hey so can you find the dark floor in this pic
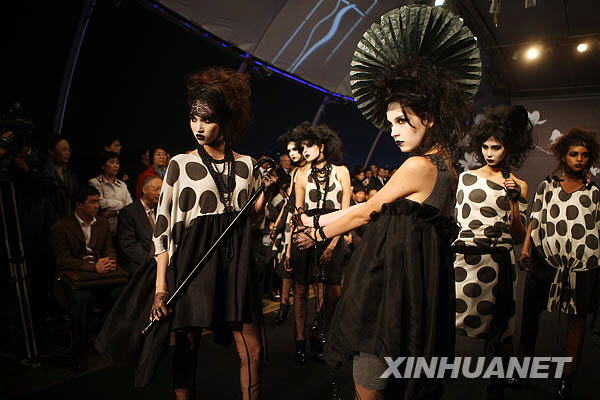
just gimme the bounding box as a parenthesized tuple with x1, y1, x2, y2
(4, 277, 600, 400)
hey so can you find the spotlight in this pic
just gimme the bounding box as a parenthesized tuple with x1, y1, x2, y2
(434, 0, 445, 6)
(577, 43, 589, 53)
(525, 46, 540, 60)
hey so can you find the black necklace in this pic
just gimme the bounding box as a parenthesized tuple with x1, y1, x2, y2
(197, 143, 237, 260)
(310, 162, 331, 210)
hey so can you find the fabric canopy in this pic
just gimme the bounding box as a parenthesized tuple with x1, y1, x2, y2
(157, 0, 412, 97)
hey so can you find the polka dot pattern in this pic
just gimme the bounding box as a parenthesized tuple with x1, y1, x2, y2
(454, 172, 522, 339)
(166, 160, 180, 186)
(529, 179, 600, 314)
(186, 162, 208, 181)
(303, 164, 344, 211)
(178, 187, 197, 212)
(199, 191, 218, 213)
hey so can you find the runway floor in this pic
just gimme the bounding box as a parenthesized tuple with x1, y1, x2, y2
(5, 287, 600, 400)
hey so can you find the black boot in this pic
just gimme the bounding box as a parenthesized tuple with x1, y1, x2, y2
(486, 376, 504, 400)
(295, 340, 307, 365)
(556, 377, 573, 400)
(275, 303, 290, 325)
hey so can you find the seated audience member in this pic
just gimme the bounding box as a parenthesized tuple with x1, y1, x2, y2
(116, 176, 162, 274)
(135, 145, 168, 199)
(50, 185, 120, 372)
(103, 137, 130, 183)
(351, 187, 366, 205)
(89, 151, 132, 235)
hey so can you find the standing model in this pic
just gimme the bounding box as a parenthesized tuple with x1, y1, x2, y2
(518, 128, 600, 399)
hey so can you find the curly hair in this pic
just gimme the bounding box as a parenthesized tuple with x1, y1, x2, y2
(551, 127, 600, 173)
(469, 105, 534, 170)
(370, 57, 472, 155)
(277, 121, 312, 146)
(297, 123, 344, 165)
(186, 67, 251, 144)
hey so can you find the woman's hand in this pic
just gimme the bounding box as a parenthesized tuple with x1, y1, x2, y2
(504, 178, 521, 201)
(150, 292, 171, 321)
(320, 246, 333, 264)
(293, 227, 316, 250)
(263, 170, 277, 188)
(518, 250, 531, 271)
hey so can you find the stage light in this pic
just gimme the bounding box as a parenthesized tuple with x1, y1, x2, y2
(525, 46, 540, 60)
(434, 0, 445, 6)
(577, 43, 589, 53)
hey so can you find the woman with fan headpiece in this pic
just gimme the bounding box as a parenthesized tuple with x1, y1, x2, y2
(516, 128, 600, 399)
(452, 105, 533, 398)
(293, 5, 480, 399)
(96, 67, 276, 400)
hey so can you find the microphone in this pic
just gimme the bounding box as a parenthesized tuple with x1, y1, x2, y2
(502, 169, 518, 200)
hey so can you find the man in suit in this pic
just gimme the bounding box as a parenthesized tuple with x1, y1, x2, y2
(116, 176, 162, 274)
(51, 185, 119, 372)
(366, 167, 387, 198)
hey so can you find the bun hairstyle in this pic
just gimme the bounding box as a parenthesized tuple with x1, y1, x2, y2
(297, 123, 344, 165)
(186, 67, 251, 144)
(371, 58, 472, 156)
(470, 105, 535, 170)
(552, 127, 600, 173)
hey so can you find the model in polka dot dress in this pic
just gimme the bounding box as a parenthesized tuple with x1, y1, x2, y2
(518, 128, 600, 397)
(453, 105, 534, 397)
(130, 68, 275, 398)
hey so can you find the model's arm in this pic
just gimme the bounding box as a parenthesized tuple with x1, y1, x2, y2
(298, 157, 433, 243)
(509, 180, 528, 245)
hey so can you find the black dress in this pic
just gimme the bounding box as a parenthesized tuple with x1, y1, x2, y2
(325, 155, 457, 399)
(96, 153, 263, 387)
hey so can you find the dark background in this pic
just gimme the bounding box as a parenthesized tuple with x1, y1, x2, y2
(2, 0, 412, 179)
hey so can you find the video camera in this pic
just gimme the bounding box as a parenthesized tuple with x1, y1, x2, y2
(0, 101, 36, 155)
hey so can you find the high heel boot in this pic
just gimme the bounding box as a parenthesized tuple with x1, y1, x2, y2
(295, 340, 307, 365)
(274, 303, 290, 325)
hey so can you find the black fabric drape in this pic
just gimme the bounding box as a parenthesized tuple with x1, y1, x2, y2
(325, 198, 457, 399)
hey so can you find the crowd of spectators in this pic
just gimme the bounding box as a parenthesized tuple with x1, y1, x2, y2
(0, 127, 391, 372)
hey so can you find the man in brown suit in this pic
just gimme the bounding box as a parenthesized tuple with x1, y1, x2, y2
(51, 185, 120, 372)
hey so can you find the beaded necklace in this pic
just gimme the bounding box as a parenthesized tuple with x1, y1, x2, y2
(197, 143, 237, 260)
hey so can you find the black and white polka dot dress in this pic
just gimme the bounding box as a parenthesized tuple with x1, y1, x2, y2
(152, 153, 263, 329)
(292, 164, 346, 285)
(453, 172, 527, 339)
(529, 178, 600, 314)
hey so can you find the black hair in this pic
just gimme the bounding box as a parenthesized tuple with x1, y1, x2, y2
(149, 145, 168, 164)
(278, 122, 312, 146)
(103, 137, 120, 148)
(47, 135, 68, 151)
(98, 151, 119, 168)
(74, 185, 100, 205)
(370, 57, 472, 156)
(470, 105, 534, 170)
(551, 127, 600, 174)
(298, 123, 344, 165)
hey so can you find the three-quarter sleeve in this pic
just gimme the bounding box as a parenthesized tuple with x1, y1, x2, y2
(152, 160, 176, 255)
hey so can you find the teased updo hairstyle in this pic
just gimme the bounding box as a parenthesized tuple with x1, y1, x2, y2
(298, 123, 344, 165)
(470, 105, 534, 170)
(370, 57, 472, 155)
(186, 67, 251, 144)
(277, 121, 312, 147)
(551, 127, 599, 173)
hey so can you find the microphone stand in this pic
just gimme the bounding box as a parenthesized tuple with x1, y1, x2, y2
(142, 157, 276, 335)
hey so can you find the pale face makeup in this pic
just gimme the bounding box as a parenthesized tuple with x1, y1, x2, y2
(387, 103, 430, 153)
(287, 141, 303, 163)
(301, 141, 324, 163)
(481, 137, 507, 167)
